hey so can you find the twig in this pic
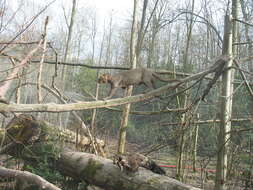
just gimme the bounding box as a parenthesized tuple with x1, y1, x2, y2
(0, 0, 55, 54)
(0, 41, 51, 45)
(0, 56, 233, 113)
(160, 118, 250, 126)
(0, 38, 43, 98)
(160, 11, 223, 44)
(37, 16, 49, 103)
(32, 60, 130, 70)
(233, 18, 253, 27)
(14, 82, 100, 156)
(105, 106, 187, 115)
(233, 59, 253, 98)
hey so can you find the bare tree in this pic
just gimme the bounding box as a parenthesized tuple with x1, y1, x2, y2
(61, 0, 77, 85)
(214, 14, 234, 190)
(118, 0, 138, 154)
(176, 0, 195, 181)
(240, 0, 253, 71)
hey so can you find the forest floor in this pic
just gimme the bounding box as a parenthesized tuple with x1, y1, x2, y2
(0, 135, 249, 190)
(104, 137, 249, 190)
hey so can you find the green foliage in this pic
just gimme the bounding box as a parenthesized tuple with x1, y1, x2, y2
(74, 66, 98, 94)
(240, 153, 252, 165)
(97, 110, 122, 135)
(198, 124, 217, 156)
(126, 121, 139, 141)
(23, 142, 65, 183)
(25, 161, 64, 183)
(125, 113, 176, 146)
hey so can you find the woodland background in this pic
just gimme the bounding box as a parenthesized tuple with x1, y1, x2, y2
(0, 0, 252, 190)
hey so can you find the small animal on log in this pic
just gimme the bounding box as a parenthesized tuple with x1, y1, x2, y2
(113, 153, 166, 175)
(98, 68, 179, 99)
(113, 154, 143, 172)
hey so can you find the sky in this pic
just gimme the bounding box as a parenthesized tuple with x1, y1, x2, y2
(5, 0, 134, 44)
(58, 0, 134, 23)
(87, 0, 133, 17)
(84, 0, 134, 26)
(9, 0, 134, 26)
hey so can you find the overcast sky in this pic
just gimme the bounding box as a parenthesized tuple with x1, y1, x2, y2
(9, 0, 133, 27)
(87, 0, 133, 18)
(56, 0, 133, 23)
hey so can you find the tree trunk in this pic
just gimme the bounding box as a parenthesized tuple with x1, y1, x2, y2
(90, 15, 98, 135)
(176, 113, 187, 181)
(37, 16, 49, 104)
(214, 14, 233, 190)
(58, 0, 77, 129)
(192, 114, 199, 172)
(118, 0, 138, 154)
(227, 0, 239, 180)
(176, 0, 195, 181)
(136, 0, 148, 60)
(61, 0, 77, 84)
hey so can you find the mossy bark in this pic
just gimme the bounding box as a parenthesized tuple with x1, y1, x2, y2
(0, 114, 200, 190)
(57, 151, 201, 190)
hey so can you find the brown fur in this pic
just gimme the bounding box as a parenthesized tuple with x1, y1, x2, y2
(113, 153, 145, 172)
(113, 153, 165, 174)
(98, 68, 178, 99)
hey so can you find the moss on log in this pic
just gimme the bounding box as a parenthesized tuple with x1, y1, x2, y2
(0, 114, 201, 190)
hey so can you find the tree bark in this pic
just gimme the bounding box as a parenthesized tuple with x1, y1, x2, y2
(57, 151, 201, 190)
(214, 14, 233, 190)
(37, 16, 49, 103)
(118, 0, 138, 154)
(176, 0, 195, 181)
(0, 166, 60, 190)
(61, 0, 77, 84)
(192, 114, 199, 172)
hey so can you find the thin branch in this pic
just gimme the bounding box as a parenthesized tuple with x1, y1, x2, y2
(0, 38, 43, 99)
(48, 42, 59, 82)
(233, 41, 253, 45)
(230, 66, 253, 76)
(160, 11, 223, 44)
(0, 41, 51, 45)
(139, 0, 160, 50)
(29, 55, 253, 79)
(31, 60, 130, 70)
(105, 106, 187, 115)
(0, 56, 229, 113)
(13, 82, 100, 155)
(37, 16, 49, 103)
(240, 55, 253, 63)
(160, 118, 250, 126)
(233, 59, 253, 97)
(233, 18, 253, 27)
(0, 1, 22, 34)
(0, 0, 55, 54)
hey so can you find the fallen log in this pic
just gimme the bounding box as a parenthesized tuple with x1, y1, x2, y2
(57, 151, 201, 190)
(0, 114, 201, 190)
(0, 114, 105, 155)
